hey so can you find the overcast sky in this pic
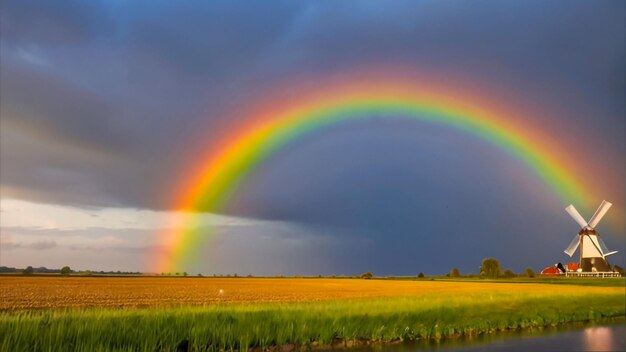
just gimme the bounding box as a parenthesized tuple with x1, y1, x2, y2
(1, 0, 624, 275)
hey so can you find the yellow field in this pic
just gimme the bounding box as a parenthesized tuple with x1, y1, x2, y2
(1, 276, 623, 310)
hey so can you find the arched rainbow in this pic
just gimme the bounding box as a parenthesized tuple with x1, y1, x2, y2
(154, 78, 592, 273)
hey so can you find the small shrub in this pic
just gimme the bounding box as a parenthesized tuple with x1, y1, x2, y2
(417, 272, 425, 278)
(360, 272, 373, 279)
(503, 269, 515, 278)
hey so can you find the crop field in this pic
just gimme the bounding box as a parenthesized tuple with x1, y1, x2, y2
(1, 277, 625, 351)
(1, 276, 624, 310)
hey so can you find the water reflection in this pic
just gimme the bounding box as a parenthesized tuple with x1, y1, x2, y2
(348, 320, 625, 351)
(583, 326, 614, 351)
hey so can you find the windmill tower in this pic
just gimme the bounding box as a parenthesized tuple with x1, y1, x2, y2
(564, 200, 617, 272)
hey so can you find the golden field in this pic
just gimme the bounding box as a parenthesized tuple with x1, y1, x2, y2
(1, 276, 624, 310)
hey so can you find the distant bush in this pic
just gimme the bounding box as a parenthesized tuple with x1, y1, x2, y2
(525, 267, 536, 278)
(417, 272, 425, 278)
(480, 258, 502, 279)
(360, 272, 373, 279)
(450, 267, 461, 278)
(60, 266, 71, 275)
(22, 266, 34, 275)
(503, 269, 515, 278)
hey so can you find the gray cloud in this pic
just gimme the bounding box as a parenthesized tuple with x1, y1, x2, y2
(2, 239, 57, 250)
(28, 239, 57, 250)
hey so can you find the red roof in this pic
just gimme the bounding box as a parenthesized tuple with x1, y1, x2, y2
(540, 262, 579, 276)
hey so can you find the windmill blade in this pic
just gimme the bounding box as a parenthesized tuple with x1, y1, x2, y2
(596, 236, 617, 257)
(563, 234, 580, 257)
(565, 205, 587, 228)
(587, 200, 612, 228)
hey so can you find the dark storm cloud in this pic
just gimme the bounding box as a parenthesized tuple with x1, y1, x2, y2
(1, 1, 624, 273)
(1, 0, 114, 45)
(2, 0, 624, 209)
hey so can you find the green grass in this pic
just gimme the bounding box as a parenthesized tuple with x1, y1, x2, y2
(418, 277, 626, 287)
(1, 289, 624, 352)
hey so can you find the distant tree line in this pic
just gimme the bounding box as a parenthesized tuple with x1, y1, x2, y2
(474, 258, 536, 279)
(0, 266, 141, 275)
(0, 266, 66, 274)
(437, 259, 538, 279)
(4, 261, 623, 278)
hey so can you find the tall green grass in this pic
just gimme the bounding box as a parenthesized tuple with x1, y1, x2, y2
(1, 291, 624, 352)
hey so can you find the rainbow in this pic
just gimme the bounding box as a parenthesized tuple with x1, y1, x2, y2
(153, 74, 593, 273)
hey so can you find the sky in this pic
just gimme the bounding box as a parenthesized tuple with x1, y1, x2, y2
(1, 0, 625, 275)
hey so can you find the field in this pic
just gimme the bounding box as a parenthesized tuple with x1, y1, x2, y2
(1, 277, 625, 351)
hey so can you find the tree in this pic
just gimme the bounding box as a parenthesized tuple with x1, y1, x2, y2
(360, 272, 373, 279)
(183, 272, 188, 277)
(503, 269, 515, 278)
(525, 267, 536, 278)
(417, 272, 425, 278)
(22, 266, 34, 275)
(480, 258, 502, 279)
(450, 267, 461, 278)
(60, 266, 71, 275)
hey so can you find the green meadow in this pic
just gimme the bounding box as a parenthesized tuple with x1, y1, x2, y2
(1, 278, 624, 352)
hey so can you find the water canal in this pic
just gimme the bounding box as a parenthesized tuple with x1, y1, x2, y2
(350, 319, 625, 351)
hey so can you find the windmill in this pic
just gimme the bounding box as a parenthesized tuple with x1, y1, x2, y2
(564, 200, 618, 272)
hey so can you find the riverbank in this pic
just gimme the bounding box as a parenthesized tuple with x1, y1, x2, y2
(348, 319, 626, 352)
(1, 278, 624, 351)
